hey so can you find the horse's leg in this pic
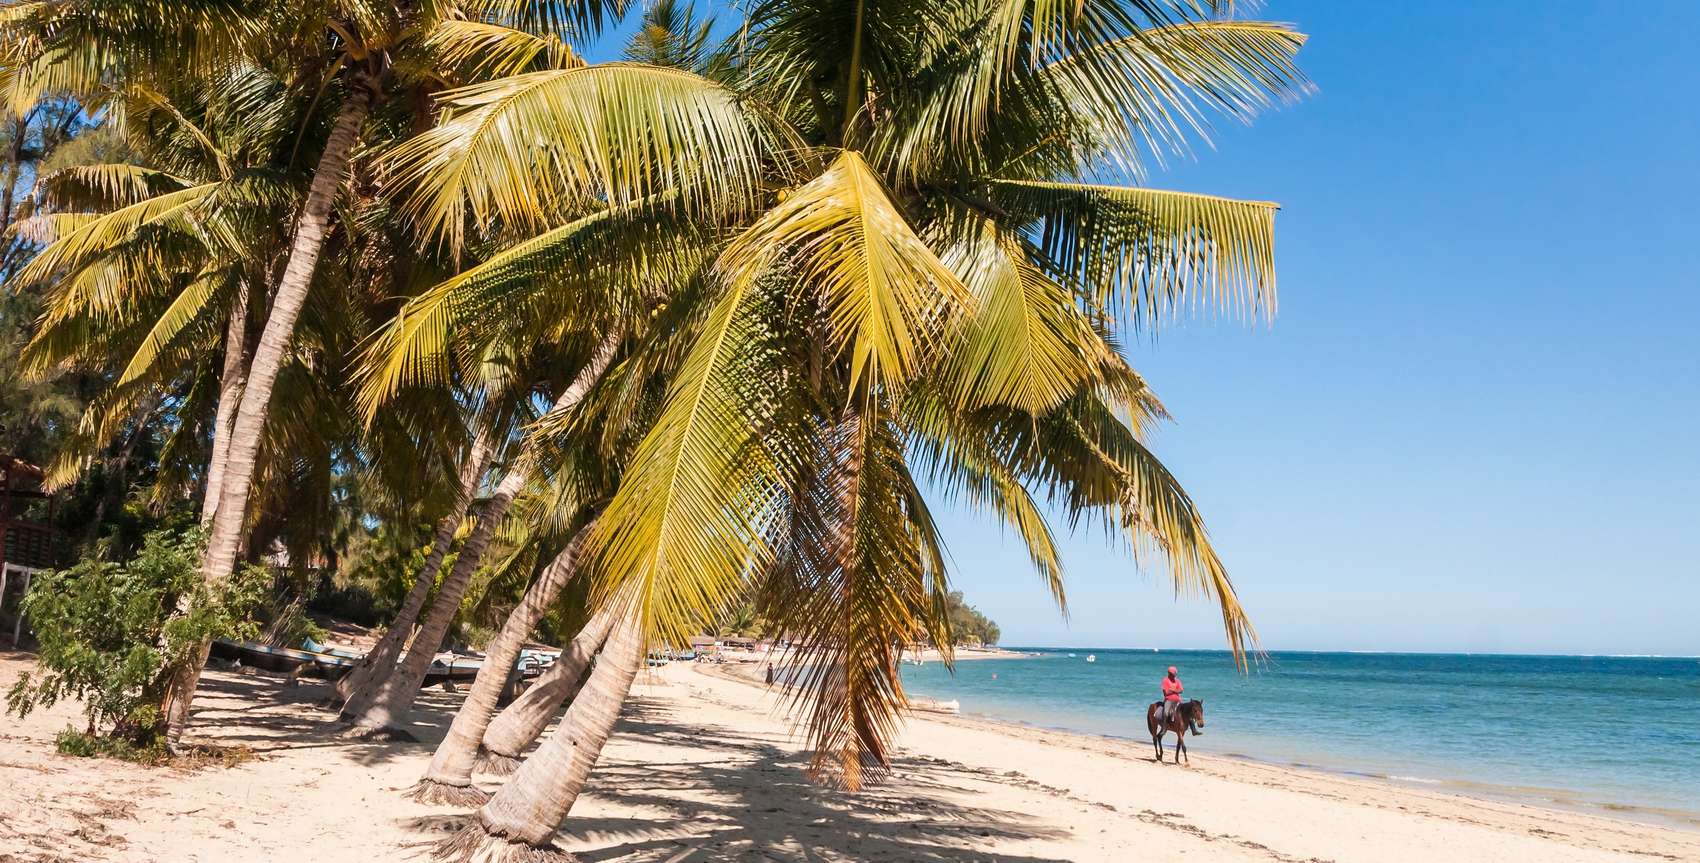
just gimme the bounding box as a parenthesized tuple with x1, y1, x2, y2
(1152, 730, 1164, 761)
(1179, 731, 1189, 765)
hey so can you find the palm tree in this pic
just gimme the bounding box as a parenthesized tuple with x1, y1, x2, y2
(329, 421, 495, 705)
(6, 58, 477, 673)
(377, 1, 1306, 856)
(4, 0, 646, 744)
(341, 330, 623, 733)
(409, 530, 616, 803)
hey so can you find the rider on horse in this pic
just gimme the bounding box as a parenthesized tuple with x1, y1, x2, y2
(1159, 666, 1183, 724)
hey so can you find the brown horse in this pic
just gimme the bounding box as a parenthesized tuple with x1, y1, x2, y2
(1146, 699, 1205, 764)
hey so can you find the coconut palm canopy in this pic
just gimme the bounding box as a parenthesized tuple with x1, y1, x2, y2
(2, 0, 1307, 853)
(357, 0, 1309, 789)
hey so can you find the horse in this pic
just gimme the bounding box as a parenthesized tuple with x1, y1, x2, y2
(1146, 699, 1205, 764)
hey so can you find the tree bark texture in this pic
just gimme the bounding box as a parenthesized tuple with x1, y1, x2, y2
(163, 84, 373, 747)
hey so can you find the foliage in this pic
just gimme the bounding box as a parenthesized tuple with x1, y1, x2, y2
(943, 591, 999, 646)
(369, 0, 1305, 790)
(53, 727, 169, 764)
(0, 0, 1306, 802)
(54, 727, 260, 767)
(5, 527, 268, 743)
(711, 595, 776, 640)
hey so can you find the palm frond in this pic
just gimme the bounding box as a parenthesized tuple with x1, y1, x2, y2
(933, 209, 1107, 414)
(1042, 19, 1309, 172)
(117, 267, 228, 385)
(991, 178, 1277, 325)
(585, 262, 781, 647)
(10, 181, 220, 291)
(37, 164, 194, 211)
(352, 195, 704, 421)
(425, 19, 582, 81)
(718, 150, 970, 398)
(388, 63, 789, 251)
(1032, 395, 1255, 664)
(904, 391, 1067, 611)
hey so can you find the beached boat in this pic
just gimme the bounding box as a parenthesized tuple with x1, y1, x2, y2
(302, 637, 364, 660)
(912, 696, 960, 714)
(212, 639, 360, 679)
(423, 653, 483, 686)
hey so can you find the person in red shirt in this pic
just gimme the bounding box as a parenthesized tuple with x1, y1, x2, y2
(1159, 666, 1183, 724)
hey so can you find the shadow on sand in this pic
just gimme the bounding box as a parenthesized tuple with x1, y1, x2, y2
(192, 665, 1072, 861)
(187, 663, 460, 766)
(452, 699, 1076, 863)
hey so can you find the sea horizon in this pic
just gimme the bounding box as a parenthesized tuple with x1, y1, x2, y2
(901, 647, 1700, 830)
(1003, 646, 1700, 660)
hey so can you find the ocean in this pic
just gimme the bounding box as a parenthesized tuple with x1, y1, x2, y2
(899, 648, 1700, 825)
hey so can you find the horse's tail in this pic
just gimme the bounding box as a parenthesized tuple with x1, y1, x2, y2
(1146, 702, 1159, 736)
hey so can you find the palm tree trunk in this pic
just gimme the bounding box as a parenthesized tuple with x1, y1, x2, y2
(473, 619, 604, 776)
(160, 83, 374, 748)
(341, 452, 523, 733)
(435, 613, 644, 862)
(200, 278, 250, 528)
(408, 524, 599, 805)
(333, 427, 494, 706)
(344, 333, 621, 733)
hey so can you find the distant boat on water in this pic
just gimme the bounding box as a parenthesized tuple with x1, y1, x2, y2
(1085, 654, 1096, 663)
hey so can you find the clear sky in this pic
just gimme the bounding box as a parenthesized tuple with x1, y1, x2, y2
(936, 1, 1700, 655)
(587, 3, 1700, 655)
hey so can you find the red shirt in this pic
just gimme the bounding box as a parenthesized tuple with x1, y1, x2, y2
(1162, 676, 1183, 701)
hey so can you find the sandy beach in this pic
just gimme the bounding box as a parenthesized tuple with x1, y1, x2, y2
(1, 650, 1694, 863)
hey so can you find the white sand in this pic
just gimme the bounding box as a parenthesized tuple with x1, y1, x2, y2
(1, 650, 1694, 862)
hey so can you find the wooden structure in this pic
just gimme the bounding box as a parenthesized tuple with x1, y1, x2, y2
(1, 455, 62, 645)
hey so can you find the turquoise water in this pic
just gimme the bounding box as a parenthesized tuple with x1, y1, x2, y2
(900, 649, 1700, 821)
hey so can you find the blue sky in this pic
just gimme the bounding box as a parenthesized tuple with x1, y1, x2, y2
(936, 1, 1700, 655)
(589, 3, 1700, 654)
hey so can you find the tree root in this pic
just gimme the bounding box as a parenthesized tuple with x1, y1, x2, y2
(431, 823, 578, 863)
(408, 778, 492, 807)
(474, 747, 523, 775)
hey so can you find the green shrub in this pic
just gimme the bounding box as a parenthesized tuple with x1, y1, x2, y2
(54, 728, 170, 764)
(307, 581, 387, 627)
(6, 527, 268, 745)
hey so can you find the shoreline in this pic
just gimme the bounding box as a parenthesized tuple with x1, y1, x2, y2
(707, 660, 1700, 836)
(932, 703, 1700, 834)
(895, 647, 1700, 833)
(4, 650, 1697, 862)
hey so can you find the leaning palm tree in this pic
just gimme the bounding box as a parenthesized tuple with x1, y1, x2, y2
(7, 57, 474, 567)
(377, 0, 1307, 857)
(4, 0, 658, 743)
(341, 331, 626, 733)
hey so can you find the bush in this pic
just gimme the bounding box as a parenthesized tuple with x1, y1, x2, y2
(54, 728, 169, 765)
(307, 581, 387, 627)
(5, 527, 268, 745)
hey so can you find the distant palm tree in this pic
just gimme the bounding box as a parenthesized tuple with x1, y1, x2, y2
(371, 1, 1307, 857)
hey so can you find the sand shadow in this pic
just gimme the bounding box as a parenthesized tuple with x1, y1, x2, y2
(543, 698, 1075, 863)
(187, 664, 462, 765)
